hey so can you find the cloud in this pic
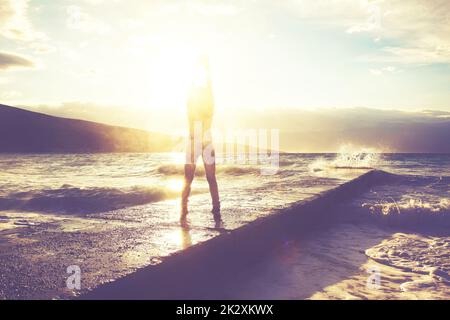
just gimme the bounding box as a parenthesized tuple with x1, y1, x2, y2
(82, 0, 106, 4)
(21, 101, 154, 131)
(0, 0, 45, 41)
(369, 69, 382, 76)
(290, 0, 450, 64)
(216, 107, 450, 152)
(27, 42, 56, 54)
(369, 65, 400, 76)
(81, 0, 121, 5)
(18, 104, 450, 152)
(66, 5, 111, 34)
(0, 90, 21, 100)
(189, 2, 240, 16)
(159, 0, 240, 16)
(0, 51, 34, 70)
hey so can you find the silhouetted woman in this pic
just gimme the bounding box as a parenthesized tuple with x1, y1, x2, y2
(181, 56, 220, 220)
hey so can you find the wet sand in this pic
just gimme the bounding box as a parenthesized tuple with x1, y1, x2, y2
(0, 202, 221, 299)
(83, 170, 394, 299)
(225, 223, 449, 300)
(4, 170, 432, 300)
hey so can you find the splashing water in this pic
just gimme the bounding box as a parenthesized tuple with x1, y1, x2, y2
(333, 145, 381, 168)
(364, 198, 450, 216)
(309, 145, 381, 172)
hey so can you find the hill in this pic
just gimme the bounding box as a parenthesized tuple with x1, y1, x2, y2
(0, 104, 181, 153)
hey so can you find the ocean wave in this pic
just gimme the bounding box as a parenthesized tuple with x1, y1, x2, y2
(309, 146, 381, 172)
(359, 196, 450, 229)
(309, 158, 375, 172)
(0, 186, 180, 214)
(365, 233, 450, 282)
(334, 170, 450, 229)
(277, 160, 298, 167)
(363, 198, 449, 216)
(155, 164, 262, 176)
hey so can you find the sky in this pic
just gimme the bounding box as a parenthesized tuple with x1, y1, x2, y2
(1, 0, 450, 134)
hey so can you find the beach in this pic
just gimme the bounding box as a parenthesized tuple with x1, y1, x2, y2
(0, 153, 449, 299)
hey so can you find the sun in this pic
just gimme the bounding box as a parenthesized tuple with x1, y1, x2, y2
(166, 178, 184, 192)
(170, 152, 185, 164)
(147, 43, 201, 110)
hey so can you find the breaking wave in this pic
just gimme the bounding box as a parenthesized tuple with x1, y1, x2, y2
(363, 198, 450, 215)
(365, 233, 450, 286)
(356, 174, 450, 229)
(360, 199, 450, 229)
(309, 145, 381, 172)
(0, 186, 180, 214)
(155, 164, 262, 176)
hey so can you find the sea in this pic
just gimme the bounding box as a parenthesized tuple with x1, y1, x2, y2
(0, 151, 448, 299)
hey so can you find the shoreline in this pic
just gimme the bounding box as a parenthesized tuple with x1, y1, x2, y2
(83, 170, 394, 299)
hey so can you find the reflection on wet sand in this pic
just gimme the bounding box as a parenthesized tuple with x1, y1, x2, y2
(179, 210, 224, 250)
(180, 225, 192, 249)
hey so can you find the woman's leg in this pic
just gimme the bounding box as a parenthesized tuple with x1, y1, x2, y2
(203, 150, 220, 213)
(202, 119, 220, 212)
(181, 121, 200, 216)
(181, 162, 196, 216)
